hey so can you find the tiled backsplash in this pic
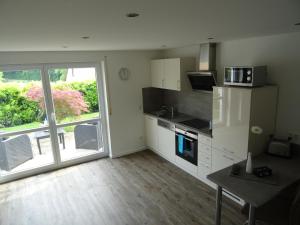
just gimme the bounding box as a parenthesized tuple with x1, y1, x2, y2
(142, 87, 212, 120)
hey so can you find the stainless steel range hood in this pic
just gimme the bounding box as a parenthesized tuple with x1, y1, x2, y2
(187, 43, 217, 91)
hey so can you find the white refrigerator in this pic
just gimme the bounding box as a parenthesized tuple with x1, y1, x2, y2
(212, 86, 278, 172)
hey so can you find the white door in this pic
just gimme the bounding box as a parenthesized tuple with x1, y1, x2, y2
(151, 60, 164, 88)
(157, 126, 175, 162)
(211, 149, 236, 172)
(144, 115, 158, 150)
(164, 58, 180, 91)
(0, 62, 110, 183)
(212, 87, 251, 159)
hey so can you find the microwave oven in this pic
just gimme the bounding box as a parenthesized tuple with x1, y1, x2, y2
(224, 66, 267, 87)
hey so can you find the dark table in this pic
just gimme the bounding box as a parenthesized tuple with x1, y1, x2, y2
(207, 151, 300, 225)
(34, 128, 65, 154)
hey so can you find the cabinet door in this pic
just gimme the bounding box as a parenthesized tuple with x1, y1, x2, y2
(212, 148, 240, 172)
(212, 87, 251, 160)
(157, 126, 175, 162)
(164, 58, 181, 91)
(144, 115, 158, 150)
(150, 60, 164, 88)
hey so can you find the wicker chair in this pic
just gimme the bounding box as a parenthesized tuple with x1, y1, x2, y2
(0, 134, 33, 171)
(74, 123, 103, 150)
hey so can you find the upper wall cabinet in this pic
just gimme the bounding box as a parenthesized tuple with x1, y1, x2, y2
(150, 58, 195, 91)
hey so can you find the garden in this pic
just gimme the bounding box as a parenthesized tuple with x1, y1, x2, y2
(0, 70, 99, 133)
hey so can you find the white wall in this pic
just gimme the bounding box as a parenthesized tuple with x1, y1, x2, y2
(0, 50, 162, 157)
(163, 32, 300, 141)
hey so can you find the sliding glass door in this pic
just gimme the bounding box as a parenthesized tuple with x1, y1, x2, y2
(0, 62, 109, 183)
(45, 64, 107, 163)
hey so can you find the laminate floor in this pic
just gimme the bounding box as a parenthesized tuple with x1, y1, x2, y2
(0, 150, 246, 225)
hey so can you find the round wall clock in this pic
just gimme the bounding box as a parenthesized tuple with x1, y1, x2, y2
(118, 67, 130, 81)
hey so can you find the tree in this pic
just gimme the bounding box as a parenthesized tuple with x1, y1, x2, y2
(26, 86, 88, 121)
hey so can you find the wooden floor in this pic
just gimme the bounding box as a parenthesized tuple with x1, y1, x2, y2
(0, 150, 246, 225)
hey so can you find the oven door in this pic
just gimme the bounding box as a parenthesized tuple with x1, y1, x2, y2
(175, 132, 198, 165)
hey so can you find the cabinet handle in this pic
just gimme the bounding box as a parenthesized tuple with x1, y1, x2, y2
(223, 155, 234, 161)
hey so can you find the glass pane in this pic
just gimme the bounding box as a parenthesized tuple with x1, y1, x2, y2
(47, 67, 103, 162)
(0, 69, 56, 178)
(0, 128, 55, 177)
(58, 122, 104, 162)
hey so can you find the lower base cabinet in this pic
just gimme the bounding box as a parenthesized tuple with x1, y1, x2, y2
(157, 126, 175, 163)
(144, 115, 244, 205)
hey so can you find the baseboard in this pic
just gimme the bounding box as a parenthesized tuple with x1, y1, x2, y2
(110, 146, 147, 158)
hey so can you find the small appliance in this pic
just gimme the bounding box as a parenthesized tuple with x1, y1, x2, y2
(224, 66, 267, 87)
(267, 135, 292, 158)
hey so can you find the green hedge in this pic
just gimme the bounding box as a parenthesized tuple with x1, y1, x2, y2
(0, 87, 40, 127)
(0, 81, 98, 128)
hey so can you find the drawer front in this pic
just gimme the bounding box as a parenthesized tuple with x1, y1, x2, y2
(198, 163, 211, 178)
(212, 148, 243, 172)
(198, 151, 211, 163)
(198, 160, 211, 169)
(198, 143, 212, 155)
(198, 134, 212, 146)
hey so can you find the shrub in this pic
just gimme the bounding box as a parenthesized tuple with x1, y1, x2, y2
(53, 81, 99, 112)
(0, 86, 40, 127)
(69, 81, 99, 112)
(26, 86, 89, 122)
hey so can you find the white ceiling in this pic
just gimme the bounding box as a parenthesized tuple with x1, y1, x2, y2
(0, 0, 299, 51)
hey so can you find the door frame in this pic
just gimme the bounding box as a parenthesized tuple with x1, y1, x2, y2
(0, 61, 110, 184)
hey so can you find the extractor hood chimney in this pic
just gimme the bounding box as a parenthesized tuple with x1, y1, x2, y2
(187, 43, 217, 91)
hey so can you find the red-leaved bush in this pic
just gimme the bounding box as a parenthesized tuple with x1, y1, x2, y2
(26, 86, 88, 121)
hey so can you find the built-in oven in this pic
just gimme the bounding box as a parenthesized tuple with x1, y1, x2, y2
(175, 127, 198, 165)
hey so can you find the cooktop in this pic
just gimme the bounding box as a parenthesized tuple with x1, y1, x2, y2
(179, 118, 210, 131)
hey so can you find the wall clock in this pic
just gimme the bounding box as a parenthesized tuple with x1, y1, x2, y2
(118, 67, 130, 81)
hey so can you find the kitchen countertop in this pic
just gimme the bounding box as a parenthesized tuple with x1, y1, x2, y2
(144, 112, 212, 137)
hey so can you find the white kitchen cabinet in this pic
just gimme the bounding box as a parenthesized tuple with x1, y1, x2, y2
(157, 125, 175, 163)
(211, 148, 241, 172)
(144, 115, 158, 150)
(212, 86, 278, 160)
(197, 134, 212, 183)
(164, 58, 181, 90)
(150, 59, 164, 88)
(150, 58, 194, 91)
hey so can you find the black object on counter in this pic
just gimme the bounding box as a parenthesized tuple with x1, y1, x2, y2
(230, 164, 241, 176)
(253, 166, 272, 178)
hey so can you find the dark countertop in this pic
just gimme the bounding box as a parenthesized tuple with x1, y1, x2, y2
(144, 112, 212, 137)
(207, 151, 300, 207)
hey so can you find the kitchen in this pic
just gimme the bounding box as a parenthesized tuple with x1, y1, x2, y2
(0, 1, 300, 224)
(143, 43, 278, 204)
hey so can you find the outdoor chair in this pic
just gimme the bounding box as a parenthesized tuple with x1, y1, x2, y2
(0, 134, 34, 171)
(74, 123, 103, 150)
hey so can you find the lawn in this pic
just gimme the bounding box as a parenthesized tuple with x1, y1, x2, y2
(0, 112, 99, 133)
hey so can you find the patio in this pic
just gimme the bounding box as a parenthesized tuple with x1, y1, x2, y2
(0, 131, 103, 177)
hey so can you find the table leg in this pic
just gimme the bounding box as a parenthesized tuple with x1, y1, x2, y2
(59, 134, 62, 143)
(62, 133, 65, 149)
(248, 204, 256, 225)
(216, 185, 222, 225)
(36, 138, 42, 155)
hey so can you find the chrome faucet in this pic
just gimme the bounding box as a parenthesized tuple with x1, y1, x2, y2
(170, 106, 174, 119)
